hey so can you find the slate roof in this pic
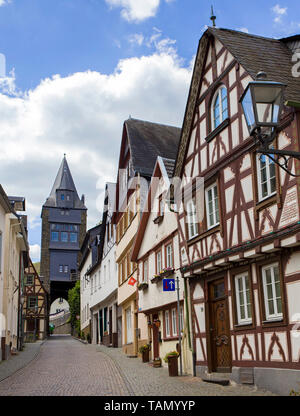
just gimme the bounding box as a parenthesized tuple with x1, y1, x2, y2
(125, 118, 181, 177)
(209, 27, 300, 102)
(44, 156, 86, 209)
(161, 158, 175, 179)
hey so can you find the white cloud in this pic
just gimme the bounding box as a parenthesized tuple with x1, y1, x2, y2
(0, 0, 11, 6)
(237, 27, 249, 33)
(128, 33, 144, 46)
(272, 4, 287, 23)
(30, 244, 41, 262)
(105, 0, 160, 22)
(0, 37, 191, 246)
(105, 0, 173, 22)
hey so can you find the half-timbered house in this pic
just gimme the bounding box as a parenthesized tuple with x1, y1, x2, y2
(131, 157, 190, 370)
(113, 118, 181, 357)
(173, 28, 300, 394)
(24, 259, 48, 342)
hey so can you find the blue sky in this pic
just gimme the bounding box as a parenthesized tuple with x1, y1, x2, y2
(1, 0, 300, 91)
(0, 0, 299, 262)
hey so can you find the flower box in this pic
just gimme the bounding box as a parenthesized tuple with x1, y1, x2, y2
(151, 268, 175, 283)
(153, 215, 164, 225)
(138, 282, 149, 291)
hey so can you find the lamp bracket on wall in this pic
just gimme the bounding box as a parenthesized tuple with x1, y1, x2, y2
(253, 127, 300, 178)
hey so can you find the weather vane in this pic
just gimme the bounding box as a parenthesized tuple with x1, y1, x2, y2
(210, 5, 216, 27)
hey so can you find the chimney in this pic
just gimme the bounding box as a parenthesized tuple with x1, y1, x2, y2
(81, 194, 85, 205)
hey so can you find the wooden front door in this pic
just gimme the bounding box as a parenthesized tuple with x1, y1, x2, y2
(152, 314, 160, 359)
(208, 279, 232, 372)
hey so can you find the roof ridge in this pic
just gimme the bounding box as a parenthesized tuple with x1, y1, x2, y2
(208, 27, 281, 43)
(126, 117, 181, 130)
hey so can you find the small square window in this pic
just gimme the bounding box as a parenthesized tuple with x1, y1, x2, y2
(70, 233, 77, 243)
(28, 296, 38, 309)
(51, 231, 59, 242)
(61, 232, 68, 242)
(25, 274, 34, 285)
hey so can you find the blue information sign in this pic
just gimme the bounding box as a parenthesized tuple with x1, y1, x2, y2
(163, 278, 175, 292)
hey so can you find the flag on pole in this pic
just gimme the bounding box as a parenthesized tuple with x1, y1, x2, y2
(128, 276, 137, 286)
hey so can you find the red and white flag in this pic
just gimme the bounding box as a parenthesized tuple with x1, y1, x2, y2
(128, 276, 137, 286)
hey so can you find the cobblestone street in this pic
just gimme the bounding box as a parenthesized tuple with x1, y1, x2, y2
(0, 335, 276, 396)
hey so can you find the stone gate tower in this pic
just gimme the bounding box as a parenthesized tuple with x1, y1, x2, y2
(40, 156, 87, 306)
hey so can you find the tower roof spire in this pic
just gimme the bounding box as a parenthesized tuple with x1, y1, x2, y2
(210, 5, 216, 27)
(43, 156, 86, 209)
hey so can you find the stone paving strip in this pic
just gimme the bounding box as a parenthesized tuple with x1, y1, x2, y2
(0, 335, 130, 396)
(0, 336, 276, 396)
(0, 340, 44, 383)
(94, 344, 276, 396)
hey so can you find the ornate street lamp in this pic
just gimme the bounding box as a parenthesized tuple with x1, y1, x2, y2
(240, 72, 300, 177)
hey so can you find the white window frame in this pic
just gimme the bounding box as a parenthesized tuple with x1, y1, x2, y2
(59, 265, 63, 273)
(205, 183, 220, 229)
(165, 310, 170, 337)
(234, 273, 252, 325)
(166, 244, 173, 268)
(143, 259, 148, 283)
(256, 153, 276, 202)
(211, 85, 228, 130)
(171, 308, 177, 336)
(262, 263, 283, 321)
(156, 251, 162, 273)
(186, 199, 198, 240)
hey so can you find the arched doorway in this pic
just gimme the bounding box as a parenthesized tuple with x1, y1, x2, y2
(49, 298, 71, 335)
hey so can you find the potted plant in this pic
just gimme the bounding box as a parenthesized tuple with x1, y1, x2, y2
(139, 344, 150, 363)
(164, 351, 179, 376)
(153, 319, 161, 328)
(153, 357, 162, 368)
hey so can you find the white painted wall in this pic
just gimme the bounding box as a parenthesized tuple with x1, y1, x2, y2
(80, 251, 91, 331)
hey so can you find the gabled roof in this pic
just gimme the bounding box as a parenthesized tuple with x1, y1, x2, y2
(8, 196, 26, 212)
(125, 118, 181, 177)
(174, 27, 300, 178)
(131, 157, 175, 262)
(161, 157, 176, 179)
(209, 27, 300, 103)
(0, 184, 13, 213)
(43, 156, 86, 209)
(79, 223, 102, 271)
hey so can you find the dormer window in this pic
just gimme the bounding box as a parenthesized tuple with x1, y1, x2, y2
(212, 86, 228, 130)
